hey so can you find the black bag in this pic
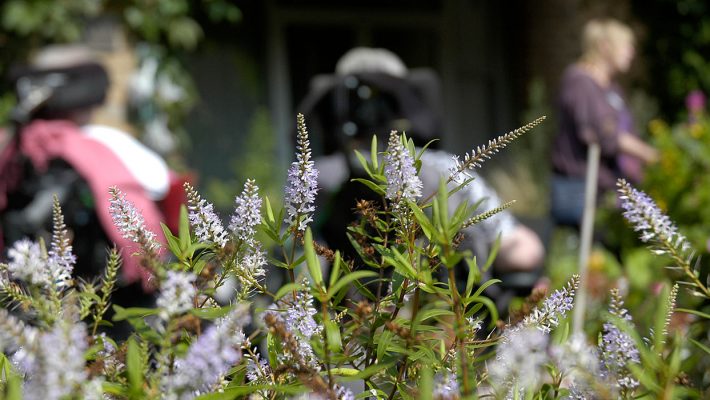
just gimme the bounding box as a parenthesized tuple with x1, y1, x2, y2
(550, 175, 586, 227)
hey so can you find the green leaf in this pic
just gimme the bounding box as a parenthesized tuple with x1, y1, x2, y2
(274, 282, 303, 301)
(376, 330, 395, 360)
(101, 382, 128, 396)
(471, 278, 502, 299)
(195, 384, 304, 398)
(330, 367, 361, 376)
(189, 306, 232, 320)
(161, 222, 181, 257)
(482, 235, 501, 272)
(435, 179, 449, 234)
(408, 200, 436, 241)
(370, 135, 379, 169)
(418, 364, 434, 400)
(328, 270, 378, 299)
(126, 337, 144, 399)
(304, 228, 323, 288)
(112, 305, 159, 321)
(264, 196, 275, 224)
(464, 296, 499, 328)
(353, 149, 373, 176)
(340, 363, 393, 382)
(324, 319, 343, 352)
(266, 333, 279, 369)
(329, 251, 342, 288)
(192, 258, 208, 275)
(383, 248, 417, 280)
(417, 308, 455, 322)
(689, 338, 710, 355)
(0, 353, 21, 400)
(179, 204, 190, 250)
(464, 256, 481, 297)
(351, 178, 386, 195)
(676, 308, 710, 320)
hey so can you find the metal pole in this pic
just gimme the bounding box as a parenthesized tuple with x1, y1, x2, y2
(572, 142, 600, 335)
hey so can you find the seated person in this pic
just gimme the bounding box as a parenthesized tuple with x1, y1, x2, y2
(0, 45, 171, 299)
(298, 47, 545, 299)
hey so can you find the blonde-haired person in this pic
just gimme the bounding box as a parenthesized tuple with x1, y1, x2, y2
(550, 18, 658, 226)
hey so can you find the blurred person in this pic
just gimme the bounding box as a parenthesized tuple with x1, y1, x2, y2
(0, 44, 174, 301)
(551, 19, 659, 226)
(298, 47, 546, 300)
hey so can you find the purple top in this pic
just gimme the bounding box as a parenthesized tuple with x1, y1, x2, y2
(552, 65, 637, 190)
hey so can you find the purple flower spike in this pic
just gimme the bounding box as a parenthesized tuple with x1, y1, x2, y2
(185, 182, 228, 248)
(617, 179, 690, 256)
(522, 274, 579, 333)
(384, 131, 422, 202)
(167, 304, 251, 398)
(230, 179, 262, 243)
(600, 289, 640, 392)
(284, 114, 318, 232)
(108, 186, 161, 257)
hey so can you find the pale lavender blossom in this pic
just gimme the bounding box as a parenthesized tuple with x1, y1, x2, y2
(284, 114, 319, 231)
(81, 378, 105, 400)
(29, 321, 89, 400)
(156, 271, 196, 319)
(229, 179, 262, 243)
(0, 309, 39, 372)
(166, 304, 250, 398)
(6, 239, 49, 287)
(617, 179, 690, 256)
(334, 384, 355, 400)
(550, 334, 600, 394)
(47, 198, 75, 288)
(108, 186, 161, 255)
(185, 182, 228, 248)
(522, 274, 579, 333)
(384, 131, 422, 202)
(16, 317, 88, 400)
(600, 289, 640, 392)
(233, 244, 267, 299)
(245, 352, 271, 382)
(489, 326, 548, 391)
(263, 283, 322, 370)
(433, 372, 459, 400)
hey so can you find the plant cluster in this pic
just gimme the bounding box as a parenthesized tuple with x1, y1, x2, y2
(0, 115, 708, 399)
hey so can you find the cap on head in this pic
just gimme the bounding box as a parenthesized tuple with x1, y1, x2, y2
(335, 47, 408, 78)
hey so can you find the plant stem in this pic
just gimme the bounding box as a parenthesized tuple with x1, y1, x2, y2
(449, 267, 471, 395)
(321, 298, 334, 390)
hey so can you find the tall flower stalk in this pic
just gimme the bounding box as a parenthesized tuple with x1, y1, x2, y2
(284, 113, 319, 233)
(599, 289, 640, 395)
(185, 182, 228, 249)
(384, 130, 422, 204)
(165, 304, 250, 398)
(47, 196, 75, 290)
(617, 179, 710, 298)
(448, 116, 545, 184)
(108, 186, 162, 264)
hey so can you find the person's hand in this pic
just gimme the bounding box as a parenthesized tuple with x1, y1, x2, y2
(618, 132, 659, 164)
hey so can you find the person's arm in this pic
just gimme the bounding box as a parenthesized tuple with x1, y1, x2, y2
(496, 224, 545, 272)
(618, 132, 659, 164)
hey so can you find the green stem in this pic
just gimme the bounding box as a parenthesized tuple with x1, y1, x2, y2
(448, 267, 471, 396)
(321, 297, 334, 390)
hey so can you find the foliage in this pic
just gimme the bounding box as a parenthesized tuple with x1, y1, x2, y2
(0, 0, 240, 145)
(633, 0, 710, 119)
(0, 115, 708, 399)
(643, 110, 710, 252)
